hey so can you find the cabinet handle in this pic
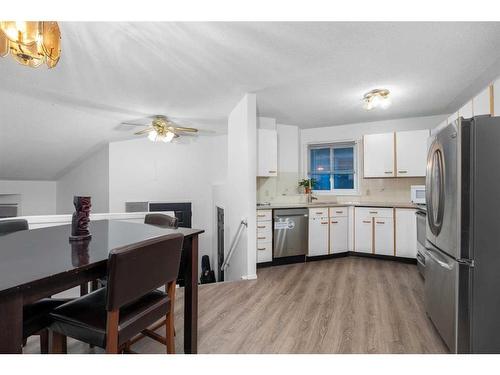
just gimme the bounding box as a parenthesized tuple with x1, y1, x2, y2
(362, 220, 371, 223)
(331, 221, 338, 224)
(257, 214, 266, 217)
(335, 211, 343, 213)
(257, 236, 266, 240)
(315, 212, 324, 215)
(257, 247, 266, 251)
(321, 221, 328, 225)
(257, 225, 266, 229)
(384, 171, 393, 174)
(369, 211, 378, 214)
(376, 221, 385, 224)
(268, 170, 277, 174)
(398, 170, 407, 174)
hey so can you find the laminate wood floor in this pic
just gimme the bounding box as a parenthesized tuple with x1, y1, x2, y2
(24, 256, 448, 354)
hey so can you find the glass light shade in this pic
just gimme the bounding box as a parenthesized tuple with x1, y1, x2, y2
(148, 130, 158, 142)
(41, 21, 61, 64)
(0, 21, 40, 45)
(9, 39, 44, 67)
(380, 96, 391, 109)
(0, 30, 8, 57)
(163, 131, 175, 143)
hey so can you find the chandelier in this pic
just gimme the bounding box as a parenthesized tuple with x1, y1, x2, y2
(0, 21, 61, 68)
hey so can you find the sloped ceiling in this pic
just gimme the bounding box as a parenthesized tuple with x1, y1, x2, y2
(2, 22, 500, 179)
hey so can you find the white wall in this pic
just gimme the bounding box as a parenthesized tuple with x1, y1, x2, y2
(300, 114, 447, 176)
(0, 180, 57, 215)
(224, 94, 257, 281)
(56, 145, 110, 214)
(108, 135, 227, 270)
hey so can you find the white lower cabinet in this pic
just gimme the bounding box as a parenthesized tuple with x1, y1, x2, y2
(256, 210, 272, 263)
(354, 215, 372, 253)
(330, 216, 348, 253)
(354, 207, 394, 256)
(308, 216, 329, 256)
(395, 208, 417, 258)
(374, 217, 394, 256)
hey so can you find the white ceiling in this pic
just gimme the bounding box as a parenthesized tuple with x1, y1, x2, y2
(2, 22, 500, 180)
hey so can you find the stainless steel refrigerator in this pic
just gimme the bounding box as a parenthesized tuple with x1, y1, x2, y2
(425, 115, 500, 353)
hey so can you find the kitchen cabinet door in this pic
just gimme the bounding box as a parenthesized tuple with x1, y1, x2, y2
(395, 208, 417, 259)
(257, 128, 278, 177)
(355, 215, 372, 253)
(396, 130, 429, 177)
(308, 217, 329, 256)
(330, 216, 348, 253)
(374, 217, 394, 256)
(363, 133, 394, 177)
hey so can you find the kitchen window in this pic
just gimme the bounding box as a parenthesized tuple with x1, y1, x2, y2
(308, 142, 358, 194)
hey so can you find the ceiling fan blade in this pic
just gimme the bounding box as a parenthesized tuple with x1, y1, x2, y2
(134, 126, 154, 135)
(121, 121, 149, 127)
(173, 126, 198, 133)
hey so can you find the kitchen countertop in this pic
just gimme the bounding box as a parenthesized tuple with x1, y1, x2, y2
(257, 201, 425, 210)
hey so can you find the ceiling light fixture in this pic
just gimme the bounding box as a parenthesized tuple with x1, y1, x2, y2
(363, 88, 391, 111)
(0, 21, 61, 68)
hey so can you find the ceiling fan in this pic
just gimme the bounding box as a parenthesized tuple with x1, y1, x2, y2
(121, 115, 199, 143)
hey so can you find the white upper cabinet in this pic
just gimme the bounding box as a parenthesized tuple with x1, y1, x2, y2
(473, 86, 492, 116)
(257, 128, 278, 177)
(448, 111, 459, 125)
(395, 130, 429, 177)
(459, 100, 473, 120)
(363, 133, 394, 178)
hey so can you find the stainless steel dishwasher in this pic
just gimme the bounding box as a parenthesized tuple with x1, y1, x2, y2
(273, 208, 308, 258)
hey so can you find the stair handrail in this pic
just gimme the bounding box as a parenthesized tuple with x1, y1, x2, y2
(221, 218, 248, 271)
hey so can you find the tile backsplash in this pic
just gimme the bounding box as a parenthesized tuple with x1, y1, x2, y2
(257, 172, 424, 204)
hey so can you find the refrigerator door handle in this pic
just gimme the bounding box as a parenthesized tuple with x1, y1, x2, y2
(426, 247, 454, 270)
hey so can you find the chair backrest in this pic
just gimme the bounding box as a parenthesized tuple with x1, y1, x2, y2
(144, 213, 179, 229)
(0, 219, 29, 236)
(106, 233, 184, 311)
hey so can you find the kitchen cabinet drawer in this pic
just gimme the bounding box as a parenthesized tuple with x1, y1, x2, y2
(256, 210, 272, 222)
(356, 207, 393, 219)
(257, 222, 272, 243)
(309, 207, 328, 218)
(374, 217, 394, 256)
(257, 242, 272, 263)
(308, 217, 329, 256)
(329, 206, 348, 217)
(330, 216, 348, 253)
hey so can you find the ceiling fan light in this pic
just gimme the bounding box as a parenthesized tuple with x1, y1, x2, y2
(148, 130, 157, 142)
(363, 88, 391, 111)
(163, 131, 175, 143)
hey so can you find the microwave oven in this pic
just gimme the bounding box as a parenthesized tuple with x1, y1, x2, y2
(411, 185, 426, 204)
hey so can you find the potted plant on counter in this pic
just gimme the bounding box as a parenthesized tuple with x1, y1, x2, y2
(298, 178, 317, 194)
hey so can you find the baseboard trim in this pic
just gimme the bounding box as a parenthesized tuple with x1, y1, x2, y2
(348, 251, 417, 264)
(306, 252, 349, 262)
(241, 274, 258, 280)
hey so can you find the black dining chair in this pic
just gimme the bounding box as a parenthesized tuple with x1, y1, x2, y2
(49, 233, 184, 354)
(0, 219, 71, 353)
(144, 213, 179, 229)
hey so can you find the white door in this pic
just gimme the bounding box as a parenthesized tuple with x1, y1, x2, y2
(395, 209, 417, 258)
(363, 133, 394, 177)
(355, 215, 372, 253)
(396, 130, 429, 177)
(308, 217, 329, 256)
(374, 217, 394, 256)
(330, 216, 348, 253)
(257, 129, 278, 177)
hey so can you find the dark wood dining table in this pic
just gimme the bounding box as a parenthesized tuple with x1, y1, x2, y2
(0, 219, 204, 354)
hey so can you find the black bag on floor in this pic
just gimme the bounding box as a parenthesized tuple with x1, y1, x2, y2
(200, 255, 216, 284)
